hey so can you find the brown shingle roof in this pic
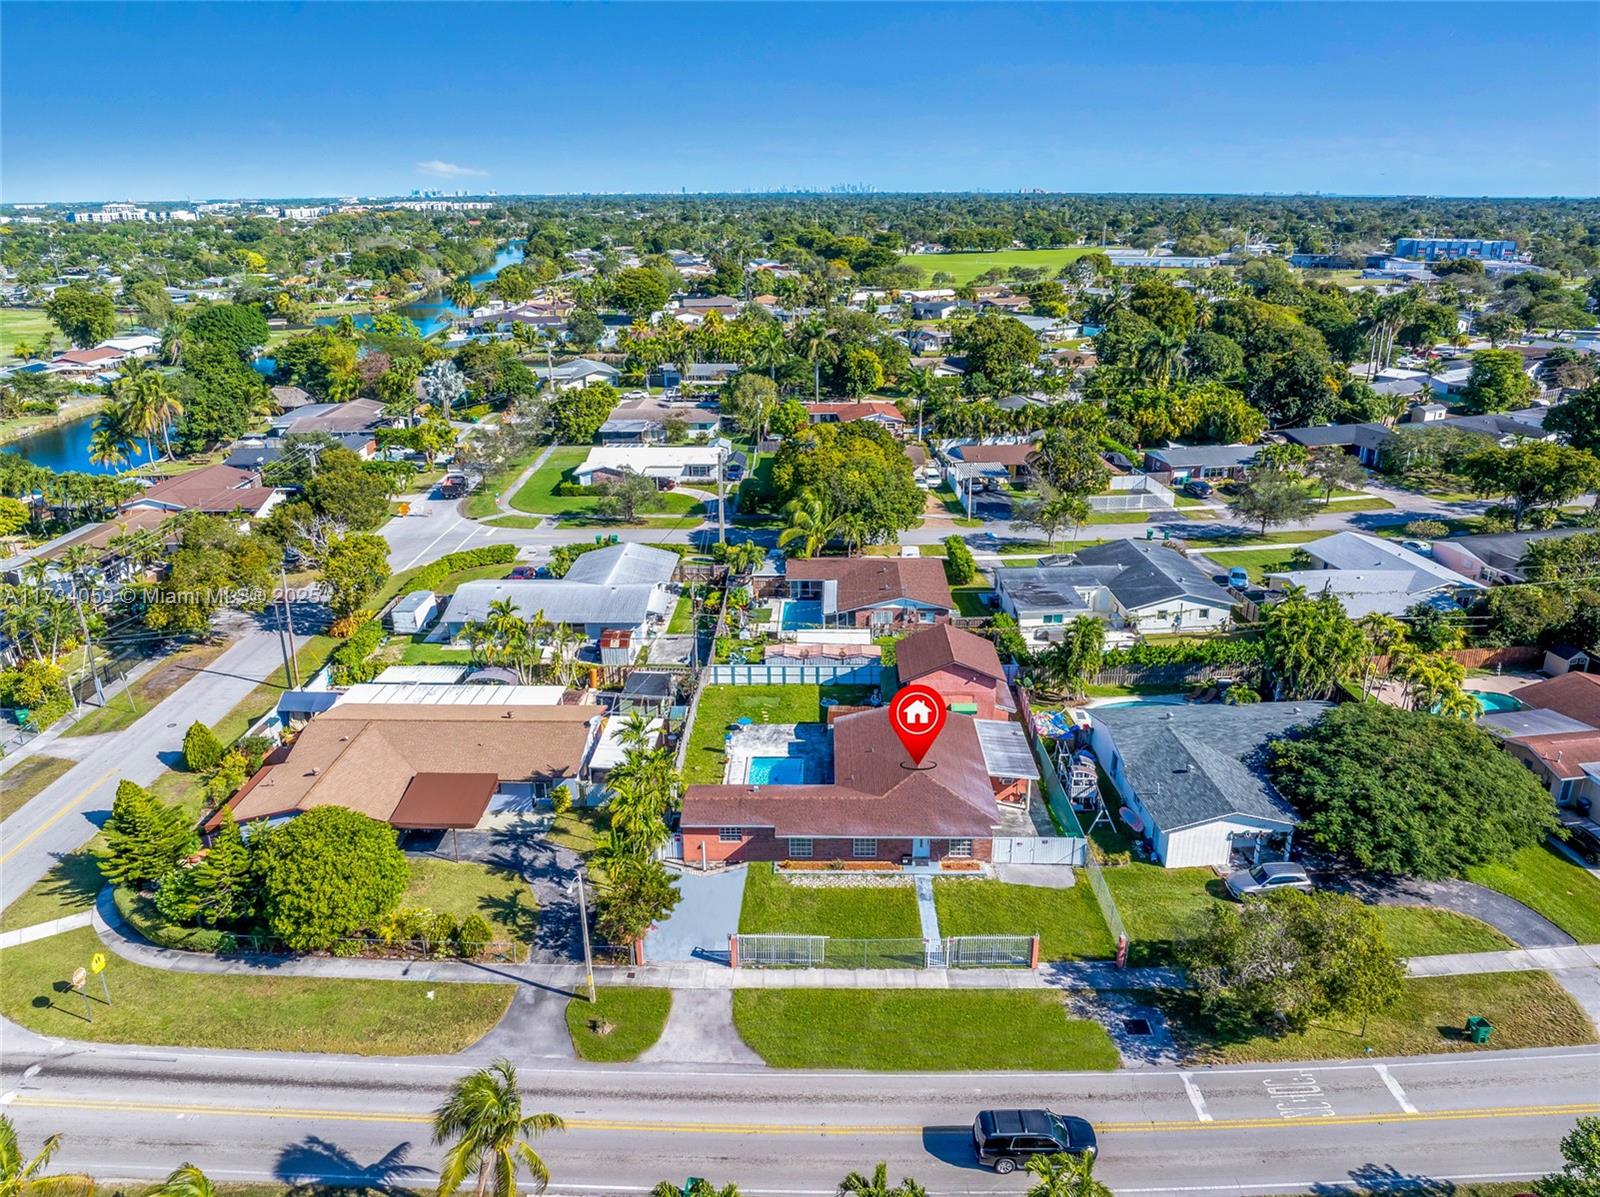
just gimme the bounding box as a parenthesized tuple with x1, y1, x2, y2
(1511, 732, 1600, 780)
(681, 709, 999, 838)
(785, 557, 954, 614)
(956, 442, 1037, 467)
(896, 624, 1006, 686)
(218, 703, 602, 828)
(1513, 673, 1600, 730)
(390, 773, 500, 829)
(129, 464, 278, 515)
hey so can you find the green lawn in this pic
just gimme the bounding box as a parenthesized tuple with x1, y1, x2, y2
(1099, 863, 1233, 965)
(682, 684, 877, 784)
(738, 863, 922, 939)
(565, 987, 671, 1061)
(64, 640, 233, 738)
(401, 858, 538, 947)
(507, 446, 697, 521)
(399, 641, 474, 664)
(0, 927, 513, 1055)
(1164, 971, 1596, 1065)
(0, 307, 57, 363)
(462, 449, 539, 520)
(950, 584, 994, 617)
(1194, 547, 1304, 582)
(1466, 841, 1600, 943)
(547, 806, 607, 856)
(899, 247, 1103, 286)
(932, 879, 1115, 961)
(667, 592, 695, 633)
(0, 755, 74, 823)
(1372, 906, 1514, 957)
(732, 990, 1120, 1070)
(1085, 510, 1154, 525)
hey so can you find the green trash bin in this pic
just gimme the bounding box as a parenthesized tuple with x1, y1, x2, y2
(1465, 1016, 1493, 1044)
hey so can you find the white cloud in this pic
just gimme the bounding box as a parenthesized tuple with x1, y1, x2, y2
(416, 159, 487, 179)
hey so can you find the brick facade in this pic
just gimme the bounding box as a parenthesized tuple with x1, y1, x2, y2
(681, 826, 992, 866)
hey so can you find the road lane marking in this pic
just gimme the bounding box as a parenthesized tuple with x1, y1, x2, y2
(1179, 1072, 1212, 1122)
(0, 765, 119, 866)
(1262, 1068, 1335, 1119)
(1374, 1063, 1418, 1114)
(9, 1094, 1596, 1135)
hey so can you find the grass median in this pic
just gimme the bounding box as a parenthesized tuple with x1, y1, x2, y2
(0, 755, 74, 823)
(0, 927, 514, 1055)
(732, 989, 1119, 1070)
(565, 987, 671, 1061)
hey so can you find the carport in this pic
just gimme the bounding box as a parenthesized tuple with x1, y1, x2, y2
(389, 772, 500, 860)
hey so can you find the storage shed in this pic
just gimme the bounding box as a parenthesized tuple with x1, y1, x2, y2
(391, 590, 438, 635)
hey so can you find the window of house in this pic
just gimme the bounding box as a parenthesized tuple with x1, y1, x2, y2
(718, 827, 743, 842)
(851, 838, 877, 858)
(1044, 613, 1065, 624)
(948, 839, 973, 858)
(788, 837, 813, 859)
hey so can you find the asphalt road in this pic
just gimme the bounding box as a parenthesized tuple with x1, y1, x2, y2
(1, 1030, 1593, 1195)
(0, 619, 310, 912)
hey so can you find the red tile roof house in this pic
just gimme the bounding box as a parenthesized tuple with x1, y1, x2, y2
(895, 624, 1015, 720)
(122, 463, 284, 519)
(804, 401, 907, 434)
(681, 706, 1031, 867)
(784, 557, 953, 629)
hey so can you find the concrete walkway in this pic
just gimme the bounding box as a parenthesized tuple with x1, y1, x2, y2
(491, 443, 556, 517)
(0, 911, 92, 949)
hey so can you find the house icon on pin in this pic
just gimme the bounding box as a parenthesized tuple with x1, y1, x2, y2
(902, 699, 934, 726)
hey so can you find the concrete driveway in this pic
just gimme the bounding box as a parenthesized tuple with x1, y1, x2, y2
(643, 865, 747, 963)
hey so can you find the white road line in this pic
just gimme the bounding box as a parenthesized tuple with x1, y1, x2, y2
(1374, 1062, 1419, 1114)
(401, 521, 462, 570)
(0, 1092, 14, 1106)
(1180, 1071, 1213, 1122)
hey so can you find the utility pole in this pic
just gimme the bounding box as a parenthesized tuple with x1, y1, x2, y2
(575, 865, 596, 1003)
(716, 443, 727, 545)
(74, 592, 105, 708)
(279, 567, 300, 688)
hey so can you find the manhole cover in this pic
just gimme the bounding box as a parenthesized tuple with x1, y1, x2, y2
(1122, 1017, 1152, 1036)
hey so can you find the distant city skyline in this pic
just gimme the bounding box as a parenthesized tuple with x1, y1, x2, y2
(3, 2, 1597, 202)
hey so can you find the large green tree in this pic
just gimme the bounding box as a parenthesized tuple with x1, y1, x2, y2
(1460, 348, 1538, 415)
(251, 806, 408, 951)
(102, 778, 197, 887)
(45, 284, 116, 347)
(321, 532, 392, 617)
(1227, 467, 1318, 535)
(1260, 586, 1365, 700)
(1462, 442, 1600, 529)
(1269, 703, 1559, 879)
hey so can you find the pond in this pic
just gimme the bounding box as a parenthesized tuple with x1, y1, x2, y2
(3, 412, 164, 475)
(312, 241, 526, 339)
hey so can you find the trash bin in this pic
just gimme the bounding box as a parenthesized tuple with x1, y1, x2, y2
(1465, 1016, 1493, 1044)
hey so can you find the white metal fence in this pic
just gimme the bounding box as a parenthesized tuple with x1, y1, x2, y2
(733, 933, 1037, 970)
(991, 836, 1086, 865)
(704, 663, 886, 687)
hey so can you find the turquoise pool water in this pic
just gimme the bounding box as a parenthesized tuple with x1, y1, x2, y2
(781, 600, 823, 631)
(1467, 690, 1522, 714)
(748, 756, 810, 784)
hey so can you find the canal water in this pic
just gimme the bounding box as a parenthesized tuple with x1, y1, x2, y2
(6, 242, 524, 473)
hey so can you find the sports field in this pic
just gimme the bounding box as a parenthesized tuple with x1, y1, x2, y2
(899, 247, 1102, 285)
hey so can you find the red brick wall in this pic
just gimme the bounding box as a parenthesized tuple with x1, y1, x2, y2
(909, 664, 1006, 719)
(681, 827, 990, 865)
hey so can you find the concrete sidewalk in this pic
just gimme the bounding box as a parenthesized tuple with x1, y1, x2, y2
(1405, 943, 1600, 977)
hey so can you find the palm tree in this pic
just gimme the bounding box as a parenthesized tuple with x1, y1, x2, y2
(432, 1058, 565, 1197)
(447, 280, 478, 314)
(615, 708, 658, 756)
(652, 1182, 740, 1197)
(148, 1163, 216, 1197)
(113, 364, 183, 460)
(0, 1113, 92, 1197)
(836, 1162, 925, 1197)
(791, 319, 837, 403)
(777, 491, 841, 559)
(1023, 1151, 1111, 1197)
(87, 411, 136, 470)
(750, 321, 788, 385)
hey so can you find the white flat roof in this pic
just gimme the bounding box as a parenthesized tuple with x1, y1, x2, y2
(334, 683, 569, 706)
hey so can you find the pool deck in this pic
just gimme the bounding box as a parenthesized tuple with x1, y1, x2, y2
(722, 721, 834, 785)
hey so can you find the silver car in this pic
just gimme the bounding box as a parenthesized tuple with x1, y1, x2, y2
(1225, 860, 1313, 899)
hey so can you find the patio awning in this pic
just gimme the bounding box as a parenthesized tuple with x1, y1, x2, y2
(389, 772, 500, 830)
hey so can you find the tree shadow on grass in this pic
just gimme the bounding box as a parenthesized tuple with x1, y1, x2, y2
(25, 849, 106, 915)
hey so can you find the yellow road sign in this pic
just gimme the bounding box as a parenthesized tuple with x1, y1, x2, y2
(89, 953, 107, 974)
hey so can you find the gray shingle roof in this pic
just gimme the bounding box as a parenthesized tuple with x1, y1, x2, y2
(1071, 540, 1235, 611)
(1095, 702, 1329, 831)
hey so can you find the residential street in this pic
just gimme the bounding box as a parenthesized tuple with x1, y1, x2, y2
(0, 1027, 1592, 1195)
(0, 619, 310, 912)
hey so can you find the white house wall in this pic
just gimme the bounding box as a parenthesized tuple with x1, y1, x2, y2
(1120, 598, 1230, 634)
(1161, 815, 1291, 869)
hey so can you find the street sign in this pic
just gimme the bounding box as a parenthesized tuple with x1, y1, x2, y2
(70, 967, 87, 991)
(89, 953, 106, 974)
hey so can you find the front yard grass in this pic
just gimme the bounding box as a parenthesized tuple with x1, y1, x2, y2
(682, 684, 876, 784)
(547, 806, 608, 857)
(667, 592, 695, 633)
(64, 639, 233, 738)
(508, 446, 704, 522)
(1372, 906, 1514, 957)
(463, 448, 539, 520)
(932, 879, 1114, 960)
(0, 755, 74, 823)
(1193, 547, 1304, 582)
(402, 858, 538, 946)
(1160, 971, 1596, 1064)
(1101, 862, 1230, 965)
(732, 989, 1120, 1070)
(0, 927, 514, 1055)
(564, 987, 671, 1061)
(738, 863, 921, 939)
(1466, 841, 1600, 944)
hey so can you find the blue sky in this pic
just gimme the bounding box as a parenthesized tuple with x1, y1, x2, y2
(4, 2, 1597, 201)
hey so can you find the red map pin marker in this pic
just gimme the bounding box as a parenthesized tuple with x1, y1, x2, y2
(889, 683, 948, 767)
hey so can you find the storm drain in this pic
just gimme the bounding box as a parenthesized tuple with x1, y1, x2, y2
(1122, 1017, 1152, 1036)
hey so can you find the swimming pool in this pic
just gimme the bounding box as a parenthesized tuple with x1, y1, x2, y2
(1466, 690, 1523, 714)
(780, 600, 824, 631)
(747, 756, 811, 784)
(1088, 694, 1188, 709)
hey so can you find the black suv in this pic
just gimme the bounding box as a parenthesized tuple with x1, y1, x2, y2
(971, 1109, 1097, 1173)
(1560, 823, 1600, 865)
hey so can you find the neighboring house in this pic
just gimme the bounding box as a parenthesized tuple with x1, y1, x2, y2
(1494, 671, 1600, 730)
(0, 507, 171, 587)
(944, 440, 1039, 487)
(1142, 443, 1260, 481)
(122, 463, 282, 519)
(995, 541, 1236, 638)
(598, 398, 721, 445)
(1281, 404, 1553, 468)
(681, 707, 1034, 866)
(895, 623, 1015, 719)
(211, 697, 605, 833)
(901, 328, 950, 354)
(911, 299, 962, 319)
(268, 397, 387, 441)
(1428, 527, 1590, 585)
(224, 433, 376, 469)
(804, 401, 907, 432)
(1089, 702, 1330, 869)
(785, 557, 954, 629)
(1479, 673, 1600, 809)
(1272, 532, 1481, 614)
(573, 443, 743, 487)
(438, 542, 678, 647)
(1012, 314, 1082, 341)
(531, 358, 620, 392)
(268, 384, 314, 410)
(98, 334, 161, 358)
(47, 347, 124, 378)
